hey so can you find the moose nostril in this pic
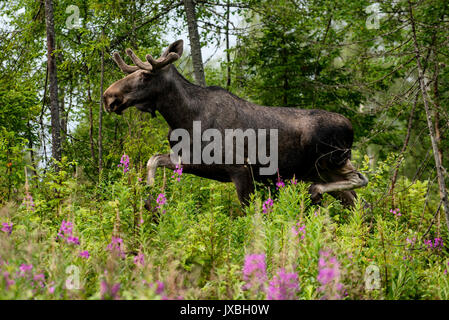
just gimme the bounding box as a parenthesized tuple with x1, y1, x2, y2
(109, 96, 123, 111)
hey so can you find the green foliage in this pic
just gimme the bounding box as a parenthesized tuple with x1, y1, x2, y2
(1, 0, 449, 301)
(1, 154, 448, 300)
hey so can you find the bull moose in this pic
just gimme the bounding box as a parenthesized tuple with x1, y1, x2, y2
(103, 40, 368, 207)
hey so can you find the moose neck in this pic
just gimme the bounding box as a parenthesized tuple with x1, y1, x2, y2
(153, 66, 205, 130)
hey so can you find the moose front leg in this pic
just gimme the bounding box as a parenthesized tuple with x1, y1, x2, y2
(230, 166, 255, 207)
(146, 154, 177, 185)
(146, 154, 200, 185)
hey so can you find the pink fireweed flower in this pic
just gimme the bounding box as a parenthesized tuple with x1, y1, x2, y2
(390, 208, 401, 218)
(424, 237, 444, 250)
(242, 254, 267, 290)
(155, 281, 164, 295)
(262, 198, 274, 214)
(316, 251, 344, 300)
(423, 239, 433, 249)
(149, 281, 165, 295)
(1, 222, 13, 235)
(156, 193, 167, 210)
(117, 154, 130, 173)
(106, 236, 126, 258)
(60, 220, 73, 235)
(3, 272, 15, 290)
(100, 280, 121, 300)
(22, 192, 35, 211)
(57, 220, 80, 245)
(18, 264, 33, 277)
(291, 177, 297, 185)
(133, 252, 145, 267)
(171, 164, 183, 182)
(276, 179, 285, 190)
(144, 280, 165, 295)
(67, 236, 80, 245)
(433, 237, 444, 250)
(33, 273, 46, 288)
(79, 250, 90, 259)
(291, 222, 306, 240)
(266, 268, 300, 300)
(276, 170, 285, 190)
(48, 285, 55, 294)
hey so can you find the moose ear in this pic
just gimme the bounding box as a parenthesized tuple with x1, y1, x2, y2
(161, 40, 184, 58)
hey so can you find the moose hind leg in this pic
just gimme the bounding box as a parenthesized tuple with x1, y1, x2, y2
(328, 190, 357, 207)
(309, 160, 368, 206)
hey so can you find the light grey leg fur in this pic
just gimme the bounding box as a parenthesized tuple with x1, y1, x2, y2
(146, 154, 176, 185)
(309, 160, 368, 204)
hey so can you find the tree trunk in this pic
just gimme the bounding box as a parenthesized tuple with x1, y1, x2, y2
(408, 1, 449, 231)
(59, 91, 66, 142)
(183, 0, 206, 86)
(433, 62, 443, 171)
(389, 93, 417, 202)
(98, 31, 104, 177)
(87, 76, 95, 161)
(225, 0, 231, 90)
(282, 46, 289, 107)
(44, 0, 61, 165)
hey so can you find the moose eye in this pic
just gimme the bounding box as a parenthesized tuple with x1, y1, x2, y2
(141, 71, 154, 80)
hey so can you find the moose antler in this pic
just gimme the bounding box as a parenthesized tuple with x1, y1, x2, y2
(112, 52, 139, 74)
(112, 47, 181, 74)
(145, 52, 180, 70)
(125, 49, 153, 71)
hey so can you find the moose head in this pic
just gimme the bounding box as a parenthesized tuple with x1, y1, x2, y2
(103, 40, 184, 115)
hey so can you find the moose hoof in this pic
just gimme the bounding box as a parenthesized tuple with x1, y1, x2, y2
(309, 184, 323, 205)
(144, 195, 156, 212)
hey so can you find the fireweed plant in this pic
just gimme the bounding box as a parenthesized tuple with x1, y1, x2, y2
(0, 154, 448, 299)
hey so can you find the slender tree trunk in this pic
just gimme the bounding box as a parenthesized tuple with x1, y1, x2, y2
(40, 63, 49, 168)
(282, 46, 289, 107)
(433, 62, 443, 170)
(131, 0, 137, 49)
(225, 0, 231, 90)
(64, 81, 73, 140)
(87, 76, 95, 160)
(59, 92, 66, 142)
(389, 93, 417, 202)
(408, 1, 449, 231)
(98, 30, 104, 176)
(27, 121, 36, 177)
(44, 0, 61, 165)
(183, 0, 206, 86)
